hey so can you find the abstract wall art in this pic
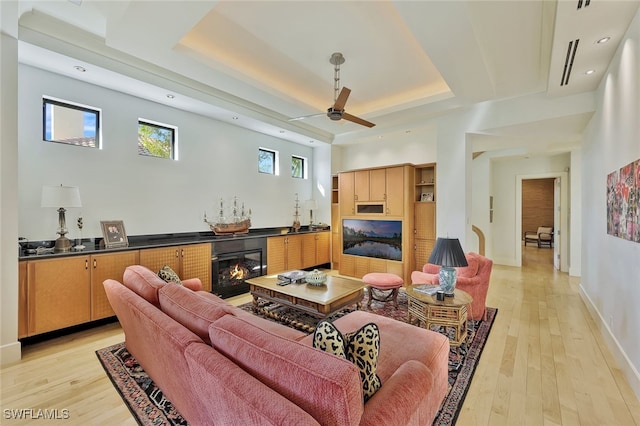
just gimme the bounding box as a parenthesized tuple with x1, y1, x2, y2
(607, 157, 640, 243)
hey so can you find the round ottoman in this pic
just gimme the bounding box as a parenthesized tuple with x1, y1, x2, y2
(362, 272, 404, 308)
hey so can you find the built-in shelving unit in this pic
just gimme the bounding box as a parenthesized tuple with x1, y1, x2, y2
(414, 163, 436, 202)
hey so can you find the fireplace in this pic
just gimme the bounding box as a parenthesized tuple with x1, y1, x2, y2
(211, 237, 266, 299)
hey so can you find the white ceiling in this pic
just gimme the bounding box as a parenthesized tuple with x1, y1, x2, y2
(15, 0, 640, 154)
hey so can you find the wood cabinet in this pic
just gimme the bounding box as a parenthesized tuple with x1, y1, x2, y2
(267, 232, 330, 275)
(139, 243, 211, 291)
(18, 261, 28, 339)
(27, 256, 91, 336)
(335, 163, 433, 282)
(354, 169, 386, 202)
(414, 202, 436, 270)
(331, 204, 341, 270)
(341, 166, 405, 217)
(414, 163, 437, 270)
(267, 235, 302, 275)
(339, 171, 355, 216)
(301, 231, 330, 268)
(22, 251, 140, 337)
(385, 166, 404, 216)
(339, 255, 402, 279)
(90, 251, 139, 320)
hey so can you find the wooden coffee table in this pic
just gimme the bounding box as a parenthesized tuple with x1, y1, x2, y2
(406, 286, 473, 350)
(247, 274, 365, 318)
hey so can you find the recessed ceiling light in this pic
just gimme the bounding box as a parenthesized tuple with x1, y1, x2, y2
(596, 37, 611, 44)
(585, 69, 596, 75)
(166, 94, 175, 99)
(73, 66, 86, 72)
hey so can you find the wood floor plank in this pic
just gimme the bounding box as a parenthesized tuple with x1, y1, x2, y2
(1, 246, 638, 425)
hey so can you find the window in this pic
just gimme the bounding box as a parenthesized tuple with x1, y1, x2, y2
(258, 148, 279, 175)
(43, 97, 100, 148)
(138, 120, 177, 160)
(291, 155, 307, 179)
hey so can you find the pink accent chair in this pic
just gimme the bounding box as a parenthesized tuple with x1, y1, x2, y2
(411, 252, 493, 321)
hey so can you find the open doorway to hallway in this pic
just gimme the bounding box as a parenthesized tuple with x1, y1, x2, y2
(521, 177, 555, 267)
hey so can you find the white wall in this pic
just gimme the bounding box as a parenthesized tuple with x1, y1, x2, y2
(569, 149, 582, 277)
(18, 65, 316, 242)
(490, 154, 570, 267)
(581, 9, 640, 397)
(0, 4, 22, 366)
(471, 152, 491, 257)
(338, 125, 438, 172)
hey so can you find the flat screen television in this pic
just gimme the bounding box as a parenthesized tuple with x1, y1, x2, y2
(342, 219, 402, 261)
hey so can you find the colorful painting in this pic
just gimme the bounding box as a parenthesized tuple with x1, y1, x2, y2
(342, 219, 402, 261)
(607, 158, 640, 243)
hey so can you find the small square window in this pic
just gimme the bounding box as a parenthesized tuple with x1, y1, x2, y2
(43, 97, 100, 148)
(259, 148, 279, 174)
(292, 155, 307, 179)
(138, 120, 177, 160)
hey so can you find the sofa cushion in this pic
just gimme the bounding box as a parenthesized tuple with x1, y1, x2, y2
(158, 284, 234, 344)
(122, 265, 168, 306)
(210, 315, 364, 426)
(456, 254, 480, 278)
(158, 265, 182, 285)
(313, 320, 381, 402)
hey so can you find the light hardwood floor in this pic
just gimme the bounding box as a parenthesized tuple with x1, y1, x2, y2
(1, 247, 638, 425)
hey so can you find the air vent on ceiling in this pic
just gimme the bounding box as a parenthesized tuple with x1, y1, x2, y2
(577, 0, 591, 10)
(561, 39, 580, 86)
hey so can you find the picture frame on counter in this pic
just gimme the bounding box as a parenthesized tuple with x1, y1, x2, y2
(100, 220, 129, 248)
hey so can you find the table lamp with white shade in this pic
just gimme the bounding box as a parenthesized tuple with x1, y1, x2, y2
(41, 185, 82, 253)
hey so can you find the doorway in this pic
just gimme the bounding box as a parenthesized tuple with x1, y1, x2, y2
(515, 172, 568, 272)
(521, 178, 555, 267)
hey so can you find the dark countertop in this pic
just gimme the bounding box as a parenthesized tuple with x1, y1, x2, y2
(18, 226, 330, 261)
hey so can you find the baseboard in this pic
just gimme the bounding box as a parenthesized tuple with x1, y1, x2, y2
(579, 284, 640, 401)
(492, 256, 518, 267)
(0, 340, 21, 367)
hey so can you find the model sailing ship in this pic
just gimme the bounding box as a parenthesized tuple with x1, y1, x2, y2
(204, 197, 251, 235)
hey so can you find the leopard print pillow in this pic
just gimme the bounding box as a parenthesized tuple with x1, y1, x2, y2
(157, 265, 182, 285)
(313, 320, 381, 401)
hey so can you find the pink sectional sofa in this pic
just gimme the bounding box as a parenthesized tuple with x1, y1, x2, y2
(104, 265, 450, 425)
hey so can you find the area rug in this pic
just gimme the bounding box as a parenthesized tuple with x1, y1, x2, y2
(96, 291, 496, 425)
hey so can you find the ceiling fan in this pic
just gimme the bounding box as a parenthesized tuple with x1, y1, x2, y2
(289, 52, 375, 128)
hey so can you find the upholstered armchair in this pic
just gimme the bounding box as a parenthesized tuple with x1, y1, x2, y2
(524, 226, 554, 248)
(410, 252, 493, 321)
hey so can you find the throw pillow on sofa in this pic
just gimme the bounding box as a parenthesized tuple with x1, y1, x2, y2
(158, 265, 182, 285)
(313, 320, 381, 401)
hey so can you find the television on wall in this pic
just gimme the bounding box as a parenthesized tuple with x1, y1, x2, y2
(342, 219, 402, 261)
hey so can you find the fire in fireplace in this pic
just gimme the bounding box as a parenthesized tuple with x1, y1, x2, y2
(211, 237, 266, 298)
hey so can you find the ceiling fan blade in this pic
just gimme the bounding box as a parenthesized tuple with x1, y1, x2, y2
(342, 112, 375, 128)
(288, 113, 325, 122)
(333, 87, 351, 111)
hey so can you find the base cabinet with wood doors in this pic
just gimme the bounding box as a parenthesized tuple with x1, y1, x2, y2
(21, 250, 138, 337)
(139, 243, 211, 291)
(266, 232, 330, 275)
(301, 231, 331, 269)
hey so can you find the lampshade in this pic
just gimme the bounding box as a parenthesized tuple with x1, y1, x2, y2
(41, 185, 82, 208)
(304, 199, 318, 210)
(428, 238, 468, 268)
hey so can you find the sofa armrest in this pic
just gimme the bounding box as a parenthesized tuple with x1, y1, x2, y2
(182, 278, 203, 292)
(360, 360, 438, 426)
(411, 271, 437, 285)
